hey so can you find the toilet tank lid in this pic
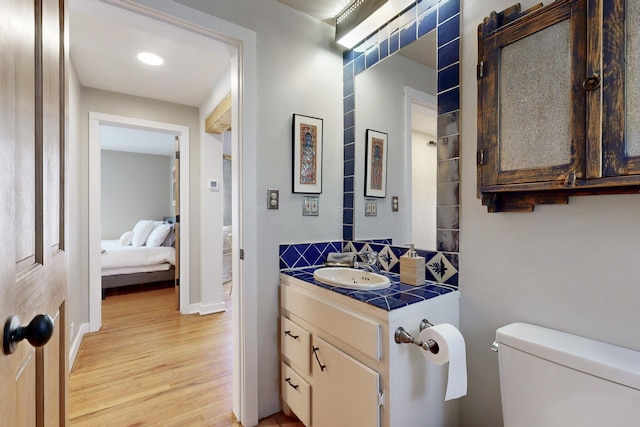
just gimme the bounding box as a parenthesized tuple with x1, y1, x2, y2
(496, 323, 640, 391)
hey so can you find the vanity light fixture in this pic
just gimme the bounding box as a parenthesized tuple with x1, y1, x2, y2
(335, 0, 413, 48)
(137, 51, 164, 66)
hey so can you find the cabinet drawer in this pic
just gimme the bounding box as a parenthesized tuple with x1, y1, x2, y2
(281, 316, 310, 374)
(281, 285, 381, 360)
(281, 362, 311, 427)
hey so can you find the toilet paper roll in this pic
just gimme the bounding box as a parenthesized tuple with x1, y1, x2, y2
(419, 323, 467, 401)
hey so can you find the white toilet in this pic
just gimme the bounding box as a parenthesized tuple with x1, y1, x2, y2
(494, 322, 640, 427)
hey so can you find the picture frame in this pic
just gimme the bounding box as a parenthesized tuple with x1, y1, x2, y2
(364, 129, 388, 198)
(292, 114, 323, 194)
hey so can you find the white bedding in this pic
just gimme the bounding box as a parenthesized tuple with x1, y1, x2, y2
(101, 240, 175, 271)
(101, 263, 172, 277)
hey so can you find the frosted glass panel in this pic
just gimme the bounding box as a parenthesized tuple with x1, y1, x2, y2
(499, 20, 572, 171)
(626, 0, 640, 156)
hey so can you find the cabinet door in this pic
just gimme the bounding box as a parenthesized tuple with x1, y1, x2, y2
(311, 337, 380, 427)
(478, 0, 587, 189)
(602, 0, 640, 176)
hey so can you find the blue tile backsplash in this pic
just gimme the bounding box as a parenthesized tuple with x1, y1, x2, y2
(279, 241, 343, 270)
(279, 240, 458, 287)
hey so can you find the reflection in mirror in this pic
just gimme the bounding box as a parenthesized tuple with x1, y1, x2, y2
(354, 32, 437, 250)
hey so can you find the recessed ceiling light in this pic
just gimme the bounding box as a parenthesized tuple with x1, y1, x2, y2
(137, 52, 164, 66)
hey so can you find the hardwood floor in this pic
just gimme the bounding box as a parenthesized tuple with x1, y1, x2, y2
(69, 284, 303, 426)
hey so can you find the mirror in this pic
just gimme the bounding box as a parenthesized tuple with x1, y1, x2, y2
(342, 1, 461, 262)
(353, 32, 438, 250)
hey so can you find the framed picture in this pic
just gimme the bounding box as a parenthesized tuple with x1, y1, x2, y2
(292, 114, 323, 194)
(364, 129, 388, 198)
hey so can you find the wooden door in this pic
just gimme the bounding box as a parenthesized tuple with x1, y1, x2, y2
(1, 0, 68, 425)
(174, 136, 180, 310)
(477, 0, 587, 189)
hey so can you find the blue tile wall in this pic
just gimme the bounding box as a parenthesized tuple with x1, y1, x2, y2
(341, 0, 461, 281)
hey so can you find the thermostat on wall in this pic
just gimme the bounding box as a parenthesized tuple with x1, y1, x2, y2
(208, 179, 219, 191)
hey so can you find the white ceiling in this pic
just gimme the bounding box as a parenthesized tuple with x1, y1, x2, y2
(73, 0, 435, 153)
(277, 0, 352, 24)
(69, 0, 232, 108)
(69, 0, 233, 154)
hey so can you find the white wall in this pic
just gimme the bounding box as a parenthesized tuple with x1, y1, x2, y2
(68, 62, 87, 347)
(198, 67, 231, 315)
(176, 0, 344, 417)
(355, 52, 437, 242)
(460, 2, 640, 426)
(101, 150, 172, 239)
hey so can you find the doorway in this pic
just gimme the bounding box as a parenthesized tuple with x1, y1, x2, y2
(99, 124, 180, 301)
(404, 87, 438, 250)
(88, 113, 191, 331)
(73, 1, 260, 424)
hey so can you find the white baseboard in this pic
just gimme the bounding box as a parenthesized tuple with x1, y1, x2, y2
(69, 322, 90, 371)
(189, 301, 226, 315)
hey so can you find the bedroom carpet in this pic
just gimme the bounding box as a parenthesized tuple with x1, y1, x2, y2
(69, 284, 303, 426)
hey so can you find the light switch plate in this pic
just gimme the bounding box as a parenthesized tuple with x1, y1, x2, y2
(267, 189, 279, 209)
(303, 195, 319, 216)
(365, 198, 377, 216)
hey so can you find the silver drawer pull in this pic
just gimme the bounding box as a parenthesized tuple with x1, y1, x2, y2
(285, 377, 299, 390)
(312, 346, 326, 372)
(284, 330, 299, 340)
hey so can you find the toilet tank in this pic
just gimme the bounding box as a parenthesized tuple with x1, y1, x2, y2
(495, 323, 640, 427)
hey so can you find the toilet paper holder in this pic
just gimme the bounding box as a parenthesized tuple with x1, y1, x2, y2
(394, 319, 440, 354)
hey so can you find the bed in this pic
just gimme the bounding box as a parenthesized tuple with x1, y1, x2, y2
(101, 219, 176, 295)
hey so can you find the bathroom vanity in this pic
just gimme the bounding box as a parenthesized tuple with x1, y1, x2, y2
(279, 268, 460, 427)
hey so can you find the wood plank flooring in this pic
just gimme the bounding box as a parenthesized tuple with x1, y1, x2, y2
(69, 285, 303, 427)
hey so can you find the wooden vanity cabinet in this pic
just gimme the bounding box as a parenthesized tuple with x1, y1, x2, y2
(477, 0, 640, 212)
(279, 274, 461, 427)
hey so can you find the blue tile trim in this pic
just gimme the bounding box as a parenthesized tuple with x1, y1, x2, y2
(418, 10, 437, 38)
(438, 87, 460, 115)
(437, 63, 459, 93)
(437, 14, 459, 46)
(344, 109, 355, 128)
(341, 1, 460, 284)
(438, 0, 460, 24)
(344, 175, 354, 192)
(418, 0, 437, 16)
(438, 38, 459, 69)
(400, 22, 417, 48)
(344, 126, 355, 145)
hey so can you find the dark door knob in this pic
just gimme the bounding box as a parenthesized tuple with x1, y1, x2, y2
(3, 314, 54, 355)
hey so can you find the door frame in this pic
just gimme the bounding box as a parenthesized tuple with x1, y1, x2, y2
(92, 1, 259, 425)
(403, 87, 437, 246)
(88, 113, 191, 327)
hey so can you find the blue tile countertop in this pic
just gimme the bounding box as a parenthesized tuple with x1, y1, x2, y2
(281, 266, 458, 312)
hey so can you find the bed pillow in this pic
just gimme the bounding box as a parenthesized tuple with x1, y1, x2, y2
(162, 226, 176, 247)
(146, 223, 171, 247)
(131, 220, 155, 247)
(119, 230, 133, 246)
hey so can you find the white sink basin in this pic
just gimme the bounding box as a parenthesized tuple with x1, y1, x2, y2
(313, 267, 391, 290)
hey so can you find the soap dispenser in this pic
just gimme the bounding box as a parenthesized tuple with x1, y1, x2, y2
(400, 244, 425, 286)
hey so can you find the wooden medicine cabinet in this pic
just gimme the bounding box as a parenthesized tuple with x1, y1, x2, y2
(477, 0, 640, 212)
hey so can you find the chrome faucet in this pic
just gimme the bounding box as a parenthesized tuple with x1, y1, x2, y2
(354, 250, 379, 273)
